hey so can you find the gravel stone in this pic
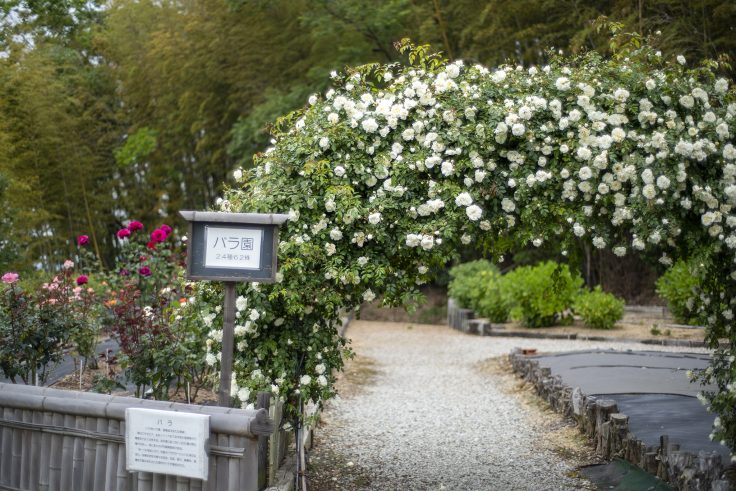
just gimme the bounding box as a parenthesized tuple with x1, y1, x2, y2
(310, 320, 709, 490)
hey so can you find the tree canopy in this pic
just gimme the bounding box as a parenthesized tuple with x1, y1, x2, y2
(0, 0, 734, 271)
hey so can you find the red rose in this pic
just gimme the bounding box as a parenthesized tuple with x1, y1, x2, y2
(127, 220, 144, 232)
(76, 275, 89, 286)
(139, 266, 152, 277)
(151, 228, 166, 243)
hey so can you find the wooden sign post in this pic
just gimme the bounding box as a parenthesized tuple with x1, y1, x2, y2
(180, 211, 288, 407)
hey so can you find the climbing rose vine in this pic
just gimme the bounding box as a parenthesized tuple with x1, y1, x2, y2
(203, 43, 735, 453)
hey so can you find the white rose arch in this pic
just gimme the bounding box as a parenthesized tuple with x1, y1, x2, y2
(203, 43, 736, 452)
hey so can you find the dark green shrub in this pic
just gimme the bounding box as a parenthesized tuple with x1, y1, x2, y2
(448, 260, 498, 310)
(655, 260, 700, 325)
(573, 287, 624, 329)
(504, 261, 583, 328)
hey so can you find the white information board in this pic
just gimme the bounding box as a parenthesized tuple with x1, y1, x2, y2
(125, 408, 209, 480)
(204, 226, 263, 270)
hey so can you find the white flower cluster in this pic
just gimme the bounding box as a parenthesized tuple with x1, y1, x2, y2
(223, 47, 736, 446)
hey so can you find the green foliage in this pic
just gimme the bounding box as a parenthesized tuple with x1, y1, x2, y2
(573, 287, 625, 330)
(656, 260, 701, 325)
(91, 373, 125, 394)
(474, 271, 511, 323)
(2, 0, 736, 271)
(504, 262, 583, 328)
(448, 260, 510, 323)
(0, 174, 21, 271)
(448, 260, 497, 308)
(114, 127, 158, 168)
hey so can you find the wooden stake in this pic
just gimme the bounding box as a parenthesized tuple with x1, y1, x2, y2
(218, 282, 237, 407)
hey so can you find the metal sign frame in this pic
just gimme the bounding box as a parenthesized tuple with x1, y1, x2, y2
(180, 211, 288, 283)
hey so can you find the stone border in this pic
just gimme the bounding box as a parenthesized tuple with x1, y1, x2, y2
(510, 351, 734, 491)
(447, 298, 712, 348)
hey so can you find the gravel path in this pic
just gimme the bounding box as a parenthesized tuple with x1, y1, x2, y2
(309, 320, 709, 490)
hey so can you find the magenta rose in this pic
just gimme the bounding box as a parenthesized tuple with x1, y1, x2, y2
(150, 228, 166, 243)
(160, 224, 172, 236)
(117, 228, 131, 239)
(139, 266, 152, 277)
(127, 220, 144, 232)
(2, 272, 19, 284)
(77, 235, 89, 246)
(76, 275, 89, 286)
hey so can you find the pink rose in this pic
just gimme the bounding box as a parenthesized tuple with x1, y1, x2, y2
(76, 275, 89, 286)
(117, 228, 131, 239)
(160, 224, 172, 236)
(127, 220, 144, 232)
(1, 272, 19, 284)
(77, 235, 89, 246)
(139, 266, 152, 277)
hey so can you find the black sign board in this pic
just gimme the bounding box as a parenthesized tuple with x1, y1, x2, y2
(179, 211, 289, 283)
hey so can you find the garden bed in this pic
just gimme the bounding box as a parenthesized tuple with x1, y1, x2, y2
(448, 298, 709, 346)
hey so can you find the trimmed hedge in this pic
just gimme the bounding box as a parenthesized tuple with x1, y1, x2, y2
(450, 260, 626, 329)
(655, 260, 700, 325)
(574, 286, 624, 330)
(504, 261, 583, 328)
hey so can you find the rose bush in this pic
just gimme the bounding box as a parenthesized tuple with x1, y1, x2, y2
(93, 221, 212, 401)
(199, 40, 735, 452)
(0, 262, 99, 385)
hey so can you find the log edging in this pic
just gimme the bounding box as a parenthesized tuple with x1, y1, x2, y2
(509, 351, 734, 491)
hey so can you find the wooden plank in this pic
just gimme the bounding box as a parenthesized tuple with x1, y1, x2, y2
(207, 435, 218, 491)
(0, 407, 10, 485)
(175, 475, 189, 491)
(163, 474, 178, 491)
(71, 415, 86, 490)
(267, 402, 282, 486)
(60, 413, 75, 490)
(27, 409, 41, 490)
(38, 411, 53, 491)
(216, 433, 228, 490)
(115, 419, 128, 491)
(79, 416, 96, 490)
(241, 438, 260, 491)
(19, 409, 32, 489)
(227, 435, 239, 490)
(235, 435, 246, 491)
(137, 471, 153, 491)
(94, 417, 109, 491)
(256, 393, 270, 489)
(48, 412, 64, 491)
(151, 472, 166, 490)
(105, 419, 120, 491)
(10, 408, 22, 487)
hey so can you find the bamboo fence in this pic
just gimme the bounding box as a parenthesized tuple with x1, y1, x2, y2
(0, 383, 273, 491)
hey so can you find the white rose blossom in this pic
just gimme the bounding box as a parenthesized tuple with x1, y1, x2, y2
(466, 205, 482, 221)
